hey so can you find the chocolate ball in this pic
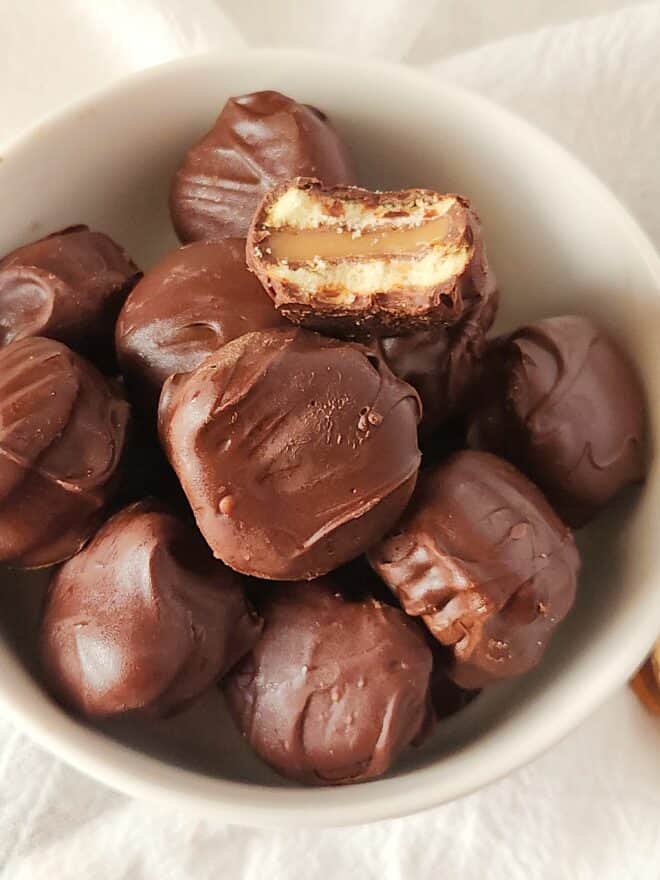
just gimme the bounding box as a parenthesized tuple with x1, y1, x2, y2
(0, 337, 129, 568)
(467, 315, 646, 526)
(224, 578, 432, 785)
(369, 451, 579, 689)
(40, 500, 262, 718)
(0, 226, 140, 368)
(115, 239, 286, 409)
(377, 284, 499, 440)
(170, 90, 357, 243)
(159, 327, 421, 580)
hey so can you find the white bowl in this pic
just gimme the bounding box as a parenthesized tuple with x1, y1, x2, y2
(0, 50, 659, 828)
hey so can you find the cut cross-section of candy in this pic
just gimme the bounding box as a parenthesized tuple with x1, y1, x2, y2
(247, 178, 496, 336)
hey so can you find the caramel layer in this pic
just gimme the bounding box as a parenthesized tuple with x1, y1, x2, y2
(267, 216, 452, 262)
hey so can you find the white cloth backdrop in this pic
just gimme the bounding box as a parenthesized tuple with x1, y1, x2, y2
(1, 2, 659, 877)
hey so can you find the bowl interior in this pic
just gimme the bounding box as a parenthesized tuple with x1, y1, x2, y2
(0, 51, 658, 826)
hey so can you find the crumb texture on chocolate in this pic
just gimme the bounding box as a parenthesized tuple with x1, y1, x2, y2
(247, 178, 496, 335)
(40, 500, 262, 719)
(115, 238, 285, 409)
(158, 326, 421, 580)
(224, 579, 432, 785)
(468, 315, 646, 526)
(170, 91, 357, 243)
(0, 225, 140, 367)
(0, 336, 129, 568)
(369, 450, 580, 688)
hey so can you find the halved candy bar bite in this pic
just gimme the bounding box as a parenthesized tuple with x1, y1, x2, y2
(246, 178, 495, 336)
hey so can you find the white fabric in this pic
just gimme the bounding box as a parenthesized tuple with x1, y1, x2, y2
(0, 2, 659, 877)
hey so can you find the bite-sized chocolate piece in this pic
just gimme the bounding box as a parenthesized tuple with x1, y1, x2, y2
(170, 90, 357, 243)
(40, 500, 262, 718)
(159, 326, 421, 581)
(0, 337, 129, 568)
(369, 451, 579, 689)
(115, 239, 286, 409)
(377, 283, 499, 439)
(0, 226, 140, 367)
(468, 315, 646, 527)
(224, 578, 432, 785)
(246, 178, 495, 336)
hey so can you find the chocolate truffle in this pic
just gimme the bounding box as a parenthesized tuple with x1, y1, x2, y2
(115, 239, 286, 409)
(170, 90, 357, 243)
(246, 179, 496, 336)
(0, 226, 140, 367)
(467, 315, 646, 526)
(377, 283, 499, 439)
(224, 579, 432, 785)
(0, 337, 129, 568)
(40, 500, 262, 718)
(369, 451, 579, 689)
(159, 326, 421, 581)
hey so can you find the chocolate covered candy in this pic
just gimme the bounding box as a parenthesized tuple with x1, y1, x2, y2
(377, 282, 498, 439)
(468, 315, 646, 526)
(246, 178, 495, 336)
(224, 579, 432, 785)
(0, 337, 129, 568)
(159, 326, 421, 580)
(170, 90, 357, 243)
(369, 451, 579, 689)
(40, 500, 262, 718)
(116, 239, 286, 409)
(0, 226, 140, 367)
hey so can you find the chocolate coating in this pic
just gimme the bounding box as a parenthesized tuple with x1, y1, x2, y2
(369, 451, 579, 689)
(468, 315, 646, 526)
(377, 284, 499, 439)
(116, 239, 286, 409)
(224, 579, 432, 785)
(170, 91, 357, 242)
(159, 326, 421, 581)
(40, 500, 262, 718)
(0, 337, 129, 568)
(0, 226, 140, 367)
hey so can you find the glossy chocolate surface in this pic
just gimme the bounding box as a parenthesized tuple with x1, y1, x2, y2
(468, 315, 646, 526)
(170, 91, 357, 242)
(40, 500, 262, 718)
(159, 326, 421, 580)
(224, 578, 432, 785)
(0, 226, 140, 367)
(116, 239, 286, 408)
(369, 451, 580, 688)
(0, 337, 129, 568)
